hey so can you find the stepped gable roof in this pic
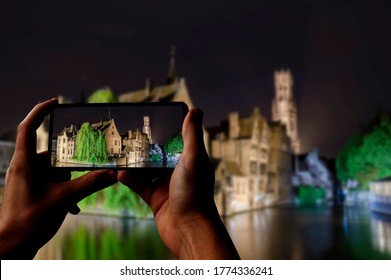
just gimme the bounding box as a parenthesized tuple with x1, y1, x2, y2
(119, 47, 180, 103)
(119, 83, 177, 102)
(91, 119, 113, 134)
(238, 107, 266, 138)
(207, 108, 268, 140)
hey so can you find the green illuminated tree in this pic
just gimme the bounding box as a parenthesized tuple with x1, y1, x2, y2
(88, 87, 117, 103)
(164, 133, 183, 154)
(336, 134, 362, 183)
(336, 115, 391, 189)
(95, 130, 108, 163)
(73, 122, 108, 164)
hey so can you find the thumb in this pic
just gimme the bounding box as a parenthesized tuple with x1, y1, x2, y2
(60, 170, 118, 203)
(181, 108, 206, 159)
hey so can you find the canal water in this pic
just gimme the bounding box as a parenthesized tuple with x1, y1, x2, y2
(35, 204, 391, 260)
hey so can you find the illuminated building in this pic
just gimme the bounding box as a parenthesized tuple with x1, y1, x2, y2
(91, 119, 122, 156)
(56, 125, 77, 162)
(209, 69, 300, 216)
(210, 108, 292, 216)
(272, 69, 300, 154)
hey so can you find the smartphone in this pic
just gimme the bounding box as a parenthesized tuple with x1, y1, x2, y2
(48, 102, 188, 170)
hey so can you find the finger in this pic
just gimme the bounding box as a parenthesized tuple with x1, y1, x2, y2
(117, 169, 172, 205)
(118, 169, 171, 191)
(15, 98, 58, 158)
(117, 170, 151, 194)
(37, 151, 71, 182)
(60, 169, 118, 203)
(175, 108, 215, 196)
(49, 169, 72, 183)
(181, 108, 208, 163)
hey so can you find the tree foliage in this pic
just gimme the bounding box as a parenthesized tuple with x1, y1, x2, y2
(74, 122, 109, 164)
(336, 115, 391, 189)
(164, 133, 183, 155)
(87, 87, 117, 103)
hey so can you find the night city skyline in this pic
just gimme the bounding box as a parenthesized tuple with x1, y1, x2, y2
(1, 0, 391, 158)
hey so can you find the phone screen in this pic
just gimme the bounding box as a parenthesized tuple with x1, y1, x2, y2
(48, 102, 188, 170)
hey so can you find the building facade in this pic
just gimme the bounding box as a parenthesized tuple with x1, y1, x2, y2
(122, 128, 150, 163)
(91, 119, 122, 156)
(210, 107, 292, 216)
(56, 125, 77, 162)
(209, 69, 299, 216)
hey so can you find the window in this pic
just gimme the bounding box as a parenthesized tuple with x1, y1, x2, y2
(250, 161, 257, 175)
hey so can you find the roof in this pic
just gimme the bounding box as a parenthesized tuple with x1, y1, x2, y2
(91, 119, 113, 134)
(59, 125, 77, 137)
(119, 83, 177, 102)
(207, 108, 267, 141)
(238, 108, 266, 139)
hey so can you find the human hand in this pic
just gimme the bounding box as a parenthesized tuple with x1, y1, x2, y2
(0, 98, 118, 259)
(118, 108, 240, 259)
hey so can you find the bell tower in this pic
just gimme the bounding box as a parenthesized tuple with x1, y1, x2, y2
(272, 69, 300, 154)
(143, 116, 152, 144)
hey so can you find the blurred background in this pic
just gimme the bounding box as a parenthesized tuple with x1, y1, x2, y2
(1, 0, 391, 259)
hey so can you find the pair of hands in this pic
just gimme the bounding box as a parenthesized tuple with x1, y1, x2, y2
(0, 98, 239, 260)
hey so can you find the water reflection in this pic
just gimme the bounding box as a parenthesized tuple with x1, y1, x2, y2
(35, 205, 391, 260)
(227, 205, 391, 259)
(35, 214, 174, 260)
(371, 213, 391, 256)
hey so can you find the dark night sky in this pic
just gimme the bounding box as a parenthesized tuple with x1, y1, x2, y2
(1, 0, 390, 157)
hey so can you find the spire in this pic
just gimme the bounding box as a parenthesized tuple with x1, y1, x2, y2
(166, 45, 177, 85)
(107, 108, 111, 120)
